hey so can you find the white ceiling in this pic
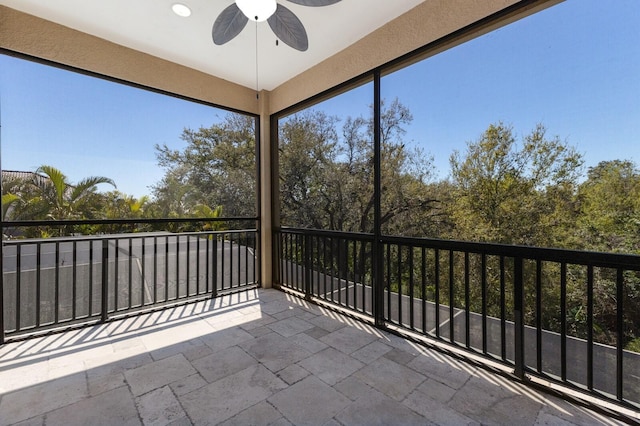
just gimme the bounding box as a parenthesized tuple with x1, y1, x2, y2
(1, 0, 425, 91)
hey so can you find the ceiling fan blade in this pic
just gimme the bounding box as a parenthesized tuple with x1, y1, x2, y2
(286, 0, 341, 6)
(212, 3, 249, 45)
(268, 4, 308, 52)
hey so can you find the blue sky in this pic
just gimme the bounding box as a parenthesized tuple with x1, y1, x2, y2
(318, 0, 640, 177)
(1, 0, 639, 197)
(0, 60, 231, 197)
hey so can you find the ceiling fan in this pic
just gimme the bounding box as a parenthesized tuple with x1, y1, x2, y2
(212, 0, 342, 52)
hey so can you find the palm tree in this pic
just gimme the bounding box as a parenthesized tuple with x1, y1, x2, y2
(2, 193, 21, 221)
(191, 204, 225, 231)
(103, 191, 151, 233)
(33, 165, 116, 221)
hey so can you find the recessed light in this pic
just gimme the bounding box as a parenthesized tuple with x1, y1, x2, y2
(172, 3, 191, 17)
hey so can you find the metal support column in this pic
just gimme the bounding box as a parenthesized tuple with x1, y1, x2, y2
(372, 69, 384, 327)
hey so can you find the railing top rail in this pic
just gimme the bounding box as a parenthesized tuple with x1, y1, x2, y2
(3, 229, 258, 245)
(278, 226, 375, 242)
(1, 217, 259, 228)
(279, 227, 640, 270)
(381, 234, 640, 269)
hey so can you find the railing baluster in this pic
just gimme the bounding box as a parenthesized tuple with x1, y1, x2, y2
(186, 235, 191, 295)
(386, 243, 391, 322)
(343, 239, 349, 308)
(587, 265, 594, 391)
(101, 239, 109, 322)
(536, 260, 542, 373)
(196, 234, 201, 293)
(500, 256, 506, 361)
(230, 233, 235, 289)
(422, 247, 427, 334)
(88, 242, 92, 318)
(285, 234, 294, 288)
(352, 239, 357, 310)
(176, 235, 180, 299)
(304, 233, 312, 301)
(114, 240, 119, 310)
(205, 235, 210, 294)
(301, 234, 305, 292)
(165, 236, 169, 302)
(360, 240, 366, 313)
(481, 253, 487, 354)
(409, 246, 414, 330)
(290, 233, 294, 289)
(398, 245, 403, 326)
(331, 238, 337, 303)
(616, 268, 624, 401)
(435, 249, 440, 339)
(141, 237, 146, 304)
(449, 250, 454, 343)
(15, 245, 21, 332)
(322, 237, 328, 299)
(291, 233, 295, 290)
(212, 236, 218, 298)
(73, 241, 77, 319)
(316, 237, 321, 297)
(514, 256, 525, 379)
(243, 232, 248, 288)
(237, 233, 241, 289)
(128, 238, 133, 309)
(296, 234, 301, 292)
(464, 252, 470, 349)
(35, 243, 41, 325)
(254, 231, 258, 286)
(55, 241, 60, 324)
(338, 238, 344, 306)
(560, 262, 567, 382)
(283, 233, 288, 287)
(153, 236, 158, 304)
(222, 234, 227, 291)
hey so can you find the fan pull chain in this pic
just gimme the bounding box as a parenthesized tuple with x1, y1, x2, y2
(255, 19, 259, 100)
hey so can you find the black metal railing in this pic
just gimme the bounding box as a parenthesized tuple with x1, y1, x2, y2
(277, 228, 374, 316)
(1, 218, 259, 342)
(276, 227, 640, 409)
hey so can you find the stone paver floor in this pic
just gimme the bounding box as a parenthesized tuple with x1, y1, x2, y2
(0, 288, 631, 425)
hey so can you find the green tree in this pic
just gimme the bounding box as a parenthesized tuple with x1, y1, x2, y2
(103, 191, 150, 219)
(448, 122, 583, 247)
(153, 114, 256, 219)
(279, 110, 339, 229)
(279, 99, 439, 236)
(578, 160, 640, 254)
(191, 204, 225, 231)
(576, 160, 640, 349)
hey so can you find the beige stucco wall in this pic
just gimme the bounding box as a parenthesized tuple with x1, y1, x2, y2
(257, 91, 273, 288)
(269, 0, 561, 114)
(0, 5, 259, 114)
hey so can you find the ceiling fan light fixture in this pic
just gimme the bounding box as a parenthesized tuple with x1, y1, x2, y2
(236, 0, 277, 22)
(171, 3, 191, 17)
